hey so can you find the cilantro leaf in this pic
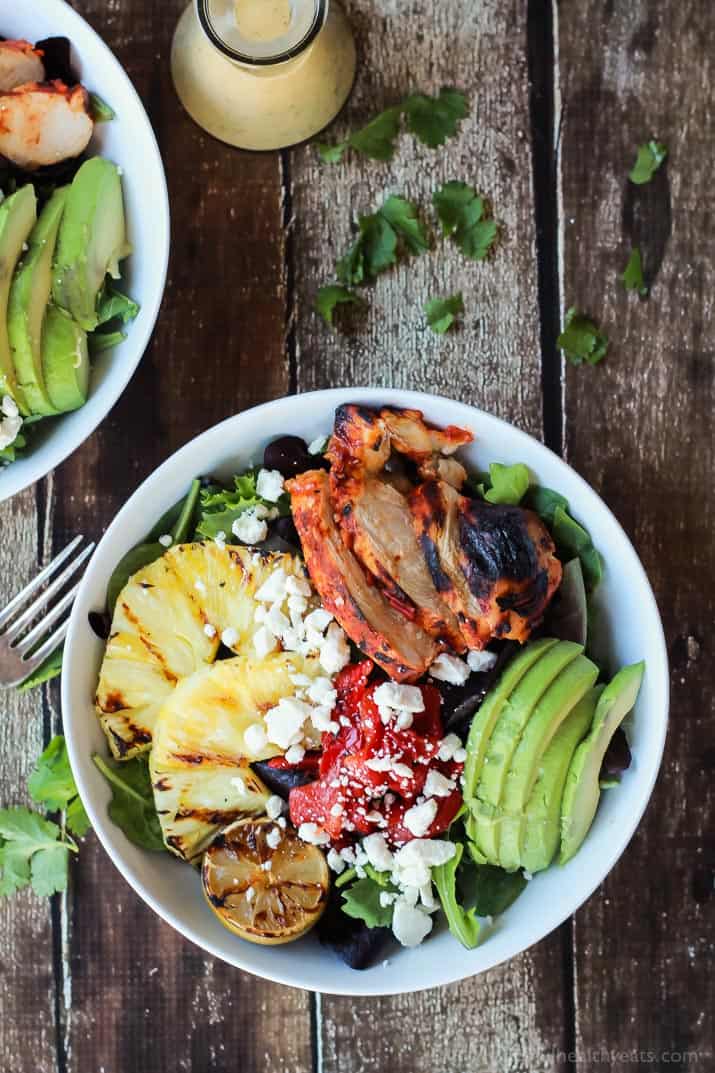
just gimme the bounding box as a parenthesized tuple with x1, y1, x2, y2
(318, 105, 402, 164)
(557, 307, 608, 366)
(0, 807, 76, 897)
(65, 795, 91, 838)
(404, 88, 468, 148)
(93, 755, 165, 852)
(340, 872, 397, 929)
(433, 841, 480, 949)
(315, 284, 362, 326)
(629, 140, 668, 185)
(28, 736, 76, 811)
(424, 292, 464, 334)
(379, 195, 431, 254)
(471, 864, 528, 917)
(17, 644, 63, 692)
(337, 212, 398, 285)
(482, 462, 530, 505)
(432, 181, 498, 261)
(621, 247, 648, 296)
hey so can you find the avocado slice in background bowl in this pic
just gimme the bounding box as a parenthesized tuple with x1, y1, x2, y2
(0, 185, 37, 415)
(52, 157, 131, 331)
(42, 304, 89, 412)
(559, 662, 645, 864)
(8, 186, 68, 416)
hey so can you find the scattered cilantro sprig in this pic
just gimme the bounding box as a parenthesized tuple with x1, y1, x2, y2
(629, 140, 667, 185)
(424, 292, 464, 334)
(315, 285, 363, 325)
(317, 88, 468, 164)
(29, 736, 90, 837)
(433, 181, 498, 261)
(621, 247, 647, 296)
(557, 307, 609, 366)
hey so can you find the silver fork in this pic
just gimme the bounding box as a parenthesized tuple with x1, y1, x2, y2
(0, 536, 95, 687)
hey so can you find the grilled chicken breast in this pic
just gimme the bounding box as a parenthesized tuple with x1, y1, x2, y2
(0, 40, 45, 92)
(410, 480, 562, 647)
(287, 468, 438, 681)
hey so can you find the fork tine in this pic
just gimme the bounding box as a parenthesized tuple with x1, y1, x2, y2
(14, 580, 81, 657)
(0, 536, 84, 629)
(3, 541, 95, 642)
(22, 616, 70, 669)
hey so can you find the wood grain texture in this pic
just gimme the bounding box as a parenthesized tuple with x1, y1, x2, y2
(291, 3, 567, 1069)
(0, 487, 57, 1073)
(557, 2, 715, 1068)
(44, 4, 309, 1073)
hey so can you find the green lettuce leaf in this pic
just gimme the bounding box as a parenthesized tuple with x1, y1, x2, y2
(433, 841, 481, 949)
(483, 462, 530, 506)
(340, 868, 398, 929)
(17, 645, 64, 692)
(92, 755, 164, 852)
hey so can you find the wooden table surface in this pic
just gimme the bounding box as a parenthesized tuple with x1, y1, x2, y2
(1, 2, 713, 1071)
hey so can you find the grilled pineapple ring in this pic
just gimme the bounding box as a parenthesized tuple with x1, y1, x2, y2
(150, 651, 323, 862)
(96, 542, 316, 759)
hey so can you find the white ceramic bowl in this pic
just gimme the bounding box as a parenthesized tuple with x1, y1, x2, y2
(63, 389, 669, 996)
(0, 0, 169, 502)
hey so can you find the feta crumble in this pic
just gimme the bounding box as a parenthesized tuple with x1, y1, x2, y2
(264, 697, 311, 749)
(158, 534, 173, 548)
(253, 625, 278, 659)
(298, 822, 330, 846)
(256, 468, 285, 502)
(403, 798, 438, 838)
(203, 623, 217, 639)
(362, 833, 394, 873)
(429, 652, 471, 685)
(265, 826, 282, 850)
(373, 683, 425, 713)
(437, 733, 464, 763)
(232, 508, 268, 545)
(319, 622, 350, 674)
(221, 627, 239, 648)
(265, 795, 284, 820)
(244, 722, 268, 753)
(326, 848, 346, 873)
(308, 435, 328, 455)
(392, 902, 433, 948)
(467, 649, 499, 673)
(285, 744, 306, 764)
(424, 769, 456, 798)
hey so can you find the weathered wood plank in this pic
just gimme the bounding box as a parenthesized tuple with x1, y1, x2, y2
(0, 487, 57, 1073)
(558, 2, 715, 1068)
(45, 3, 310, 1072)
(291, 2, 567, 1068)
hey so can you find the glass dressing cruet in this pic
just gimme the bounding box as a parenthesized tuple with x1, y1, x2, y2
(171, 0, 357, 151)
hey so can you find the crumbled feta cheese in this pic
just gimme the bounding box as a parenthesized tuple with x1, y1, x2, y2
(403, 799, 438, 838)
(261, 860, 272, 871)
(373, 683, 425, 713)
(308, 435, 328, 455)
(244, 722, 268, 753)
(195, 579, 207, 594)
(453, 747, 467, 764)
(310, 706, 338, 734)
(467, 649, 499, 673)
(203, 623, 217, 639)
(339, 846, 356, 865)
(326, 848, 345, 873)
(329, 802, 344, 817)
(1, 395, 19, 419)
(304, 607, 333, 634)
(307, 677, 337, 708)
(266, 826, 282, 850)
(395, 711, 414, 730)
(290, 673, 311, 687)
(158, 533, 173, 548)
(362, 833, 394, 873)
(287, 595, 308, 619)
(319, 622, 350, 674)
(285, 574, 312, 598)
(392, 762, 414, 780)
(285, 744, 306, 764)
(264, 604, 291, 637)
(437, 733, 464, 762)
(265, 697, 311, 749)
(379, 891, 397, 908)
(265, 795, 284, 820)
(256, 468, 285, 503)
(392, 839, 456, 889)
(221, 627, 239, 648)
(232, 508, 268, 545)
(277, 816, 287, 829)
(214, 530, 227, 550)
(253, 625, 278, 659)
(230, 775, 246, 794)
(392, 901, 433, 948)
(523, 870, 534, 881)
(429, 652, 471, 685)
(254, 567, 288, 604)
(298, 822, 330, 846)
(419, 882, 439, 912)
(424, 769, 456, 798)
(245, 886, 255, 902)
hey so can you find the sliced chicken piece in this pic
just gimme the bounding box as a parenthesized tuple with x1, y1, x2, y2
(0, 80, 93, 169)
(380, 407, 473, 473)
(287, 469, 438, 682)
(409, 480, 562, 648)
(328, 404, 466, 647)
(0, 41, 45, 92)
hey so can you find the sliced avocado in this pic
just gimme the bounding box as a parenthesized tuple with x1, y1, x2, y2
(7, 187, 68, 416)
(463, 637, 559, 800)
(518, 685, 603, 874)
(472, 640, 583, 861)
(559, 662, 645, 864)
(52, 158, 131, 331)
(42, 304, 89, 412)
(497, 657, 600, 870)
(0, 185, 37, 414)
